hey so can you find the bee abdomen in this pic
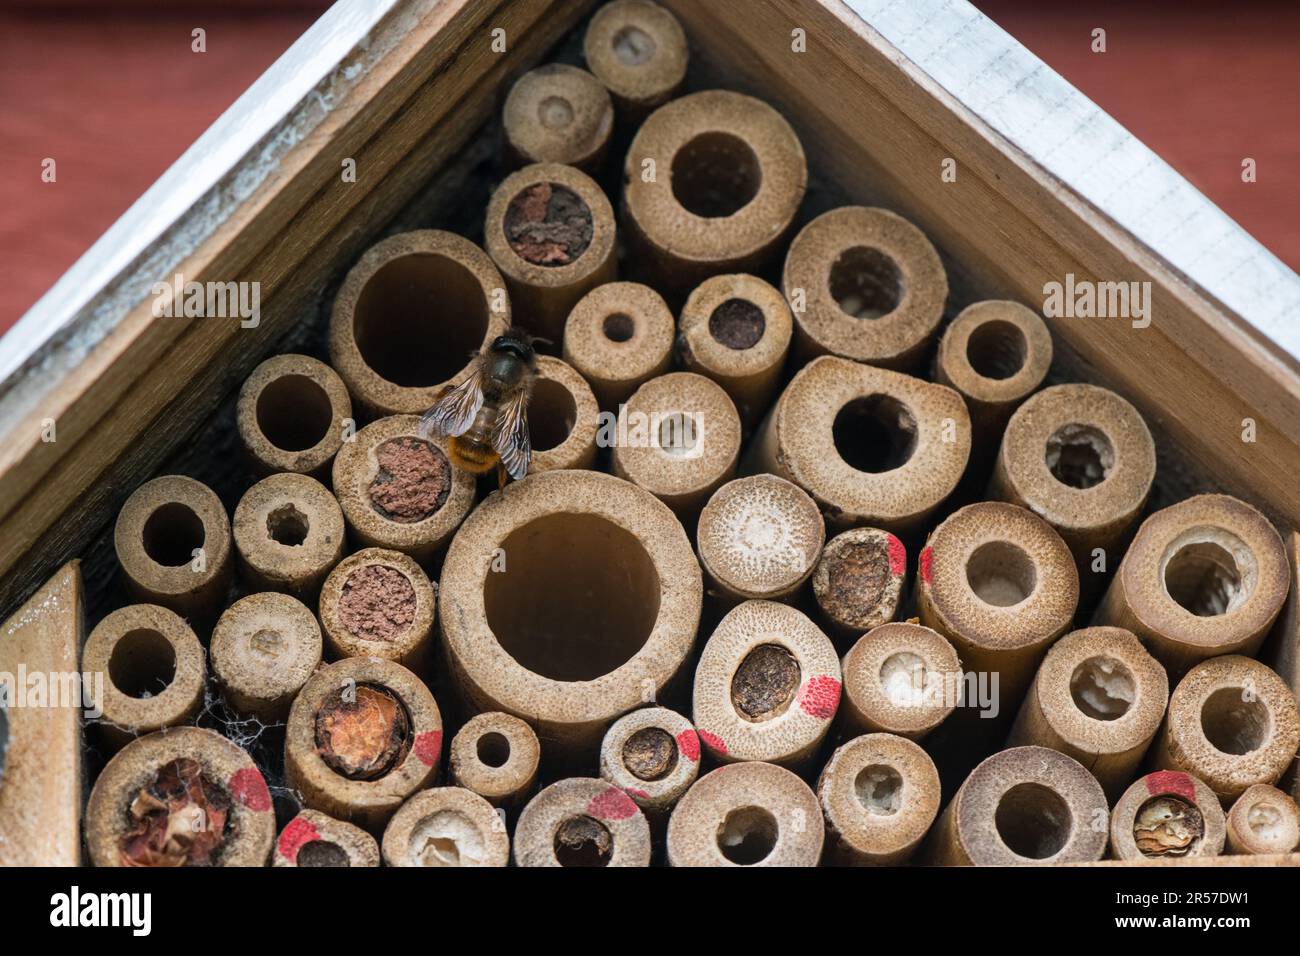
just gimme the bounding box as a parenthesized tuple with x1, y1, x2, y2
(449, 436, 499, 474)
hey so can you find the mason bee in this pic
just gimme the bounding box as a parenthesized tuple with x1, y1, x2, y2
(420, 328, 538, 488)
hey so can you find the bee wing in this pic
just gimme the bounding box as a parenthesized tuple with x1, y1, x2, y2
(419, 363, 485, 439)
(491, 387, 532, 480)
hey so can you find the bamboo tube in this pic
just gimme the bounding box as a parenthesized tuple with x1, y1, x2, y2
(332, 415, 477, 565)
(925, 745, 1108, 865)
(1151, 655, 1300, 806)
(232, 472, 345, 599)
(318, 547, 436, 672)
(381, 787, 510, 867)
(676, 273, 794, 427)
(83, 604, 205, 746)
(527, 356, 600, 473)
(783, 206, 948, 370)
(562, 281, 674, 411)
(747, 356, 970, 535)
(285, 656, 442, 831)
(1226, 784, 1300, 855)
(329, 230, 509, 416)
(666, 762, 823, 867)
(502, 64, 614, 173)
(484, 163, 617, 344)
(514, 778, 651, 867)
(211, 592, 321, 722)
(991, 384, 1155, 582)
(841, 622, 962, 740)
(114, 475, 233, 620)
(274, 809, 380, 867)
(1007, 626, 1168, 800)
(933, 300, 1052, 449)
(1109, 771, 1226, 860)
(692, 600, 841, 768)
(811, 528, 907, 644)
(583, 0, 688, 118)
(1094, 494, 1289, 674)
(623, 90, 806, 297)
(1263, 530, 1300, 804)
(816, 733, 941, 865)
(438, 470, 701, 764)
(449, 711, 541, 810)
(598, 707, 700, 817)
(917, 502, 1079, 706)
(696, 474, 824, 603)
(236, 353, 352, 479)
(611, 371, 742, 525)
(85, 727, 275, 867)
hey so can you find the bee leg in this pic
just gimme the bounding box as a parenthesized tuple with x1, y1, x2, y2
(496, 460, 508, 490)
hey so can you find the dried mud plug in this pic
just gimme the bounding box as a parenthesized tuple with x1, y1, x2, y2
(514, 778, 651, 867)
(817, 733, 941, 865)
(332, 415, 476, 564)
(599, 707, 700, 817)
(382, 787, 510, 867)
(925, 745, 1108, 866)
(86, 727, 275, 867)
(692, 600, 841, 768)
(274, 809, 380, 867)
(285, 656, 443, 831)
(666, 761, 823, 866)
(1110, 771, 1226, 860)
(485, 163, 617, 344)
(319, 547, 436, 673)
(811, 527, 907, 644)
(676, 273, 794, 427)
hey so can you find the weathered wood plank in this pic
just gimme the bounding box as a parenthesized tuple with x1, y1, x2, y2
(0, 561, 84, 867)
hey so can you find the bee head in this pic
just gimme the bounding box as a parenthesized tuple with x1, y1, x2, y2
(490, 327, 543, 366)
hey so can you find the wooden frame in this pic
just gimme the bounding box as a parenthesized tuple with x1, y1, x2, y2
(0, 0, 1296, 624)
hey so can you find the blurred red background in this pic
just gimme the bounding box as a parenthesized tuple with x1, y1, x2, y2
(1, 0, 1296, 334)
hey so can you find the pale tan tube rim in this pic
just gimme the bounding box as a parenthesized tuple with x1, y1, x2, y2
(624, 90, 807, 265)
(439, 470, 702, 728)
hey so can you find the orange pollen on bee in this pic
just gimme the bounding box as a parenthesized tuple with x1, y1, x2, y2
(448, 436, 499, 474)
